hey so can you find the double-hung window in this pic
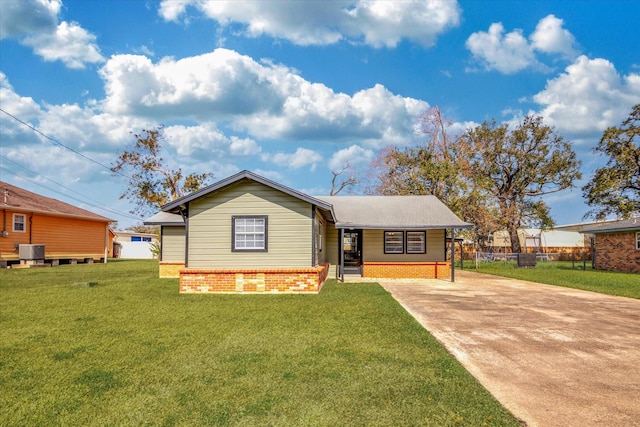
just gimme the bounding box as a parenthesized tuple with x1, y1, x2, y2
(13, 214, 26, 232)
(406, 231, 426, 254)
(636, 232, 640, 250)
(232, 216, 268, 251)
(384, 231, 404, 254)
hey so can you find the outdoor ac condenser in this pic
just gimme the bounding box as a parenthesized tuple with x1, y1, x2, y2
(19, 244, 45, 260)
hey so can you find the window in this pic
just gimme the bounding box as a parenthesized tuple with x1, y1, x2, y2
(636, 232, 640, 250)
(13, 214, 26, 232)
(232, 216, 267, 251)
(406, 231, 426, 254)
(384, 231, 404, 254)
(131, 236, 152, 242)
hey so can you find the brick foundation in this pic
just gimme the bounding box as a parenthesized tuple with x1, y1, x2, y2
(159, 262, 185, 278)
(363, 261, 451, 279)
(594, 232, 640, 273)
(179, 263, 330, 294)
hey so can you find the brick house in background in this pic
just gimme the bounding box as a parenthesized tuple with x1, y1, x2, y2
(582, 217, 640, 273)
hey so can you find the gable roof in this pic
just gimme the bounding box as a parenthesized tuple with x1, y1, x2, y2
(316, 196, 472, 229)
(162, 170, 334, 213)
(1, 181, 112, 223)
(152, 171, 471, 230)
(581, 217, 640, 234)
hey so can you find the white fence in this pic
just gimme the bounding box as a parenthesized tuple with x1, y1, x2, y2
(475, 251, 559, 268)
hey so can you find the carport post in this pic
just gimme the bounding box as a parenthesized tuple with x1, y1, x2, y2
(450, 228, 455, 282)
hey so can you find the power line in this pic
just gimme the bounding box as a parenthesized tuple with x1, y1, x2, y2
(0, 157, 142, 222)
(0, 107, 131, 179)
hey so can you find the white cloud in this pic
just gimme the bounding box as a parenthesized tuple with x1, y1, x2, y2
(99, 48, 428, 146)
(466, 15, 579, 74)
(229, 137, 261, 156)
(0, 0, 60, 39)
(158, 0, 461, 48)
(0, 0, 104, 69)
(530, 15, 579, 59)
(466, 22, 538, 74)
(328, 145, 374, 171)
(533, 55, 640, 135)
(23, 21, 104, 69)
(263, 148, 323, 171)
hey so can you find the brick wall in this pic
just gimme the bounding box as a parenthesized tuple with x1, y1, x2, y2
(363, 262, 451, 279)
(594, 232, 640, 273)
(159, 262, 185, 278)
(178, 263, 330, 294)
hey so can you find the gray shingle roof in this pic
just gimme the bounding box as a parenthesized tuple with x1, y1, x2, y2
(143, 211, 184, 226)
(147, 171, 471, 230)
(315, 195, 472, 229)
(581, 217, 640, 234)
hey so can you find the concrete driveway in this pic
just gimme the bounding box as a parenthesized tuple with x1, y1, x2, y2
(378, 270, 640, 427)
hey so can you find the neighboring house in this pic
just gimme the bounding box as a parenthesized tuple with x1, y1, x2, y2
(582, 218, 640, 273)
(144, 170, 471, 294)
(489, 228, 588, 259)
(0, 181, 114, 267)
(113, 231, 159, 259)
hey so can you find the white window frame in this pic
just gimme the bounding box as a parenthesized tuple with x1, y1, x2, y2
(384, 231, 404, 254)
(406, 231, 426, 254)
(232, 216, 268, 252)
(13, 213, 26, 233)
(636, 232, 640, 250)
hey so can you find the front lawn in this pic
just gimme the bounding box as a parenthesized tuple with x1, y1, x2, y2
(466, 260, 640, 299)
(0, 260, 519, 426)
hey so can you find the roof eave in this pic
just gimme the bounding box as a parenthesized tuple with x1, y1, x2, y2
(162, 170, 333, 212)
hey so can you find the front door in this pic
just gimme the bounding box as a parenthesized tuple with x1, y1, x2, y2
(343, 230, 362, 275)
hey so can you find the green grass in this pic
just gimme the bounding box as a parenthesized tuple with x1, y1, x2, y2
(0, 260, 520, 426)
(466, 260, 640, 299)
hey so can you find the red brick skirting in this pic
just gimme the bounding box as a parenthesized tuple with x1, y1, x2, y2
(179, 263, 330, 294)
(363, 261, 451, 279)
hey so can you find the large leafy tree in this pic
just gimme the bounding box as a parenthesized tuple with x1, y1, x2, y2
(462, 115, 582, 253)
(112, 127, 213, 216)
(582, 104, 640, 220)
(368, 107, 498, 247)
(369, 107, 471, 210)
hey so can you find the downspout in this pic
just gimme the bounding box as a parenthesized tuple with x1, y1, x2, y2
(311, 207, 316, 267)
(339, 228, 344, 282)
(160, 225, 164, 261)
(450, 228, 455, 282)
(104, 226, 108, 263)
(177, 205, 188, 268)
(29, 213, 33, 244)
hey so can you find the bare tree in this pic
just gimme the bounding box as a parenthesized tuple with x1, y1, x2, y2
(330, 162, 359, 195)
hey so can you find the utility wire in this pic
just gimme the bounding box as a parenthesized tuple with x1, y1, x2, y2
(1, 158, 142, 222)
(0, 107, 131, 179)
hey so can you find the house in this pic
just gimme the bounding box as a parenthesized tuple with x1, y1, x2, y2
(144, 170, 471, 294)
(489, 228, 588, 260)
(0, 181, 114, 267)
(581, 218, 640, 273)
(113, 230, 159, 259)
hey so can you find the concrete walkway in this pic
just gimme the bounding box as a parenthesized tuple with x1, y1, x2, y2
(378, 270, 640, 427)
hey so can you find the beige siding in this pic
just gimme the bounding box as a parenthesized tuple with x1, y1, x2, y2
(324, 222, 339, 278)
(187, 180, 313, 269)
(363, 229, 445, 262)
(161, 226, 185, 262)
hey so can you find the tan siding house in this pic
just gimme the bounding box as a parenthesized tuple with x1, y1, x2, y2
(145, 171, 470, 293)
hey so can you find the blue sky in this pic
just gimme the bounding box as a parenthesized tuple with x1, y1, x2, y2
(1, 0, 639, 229)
